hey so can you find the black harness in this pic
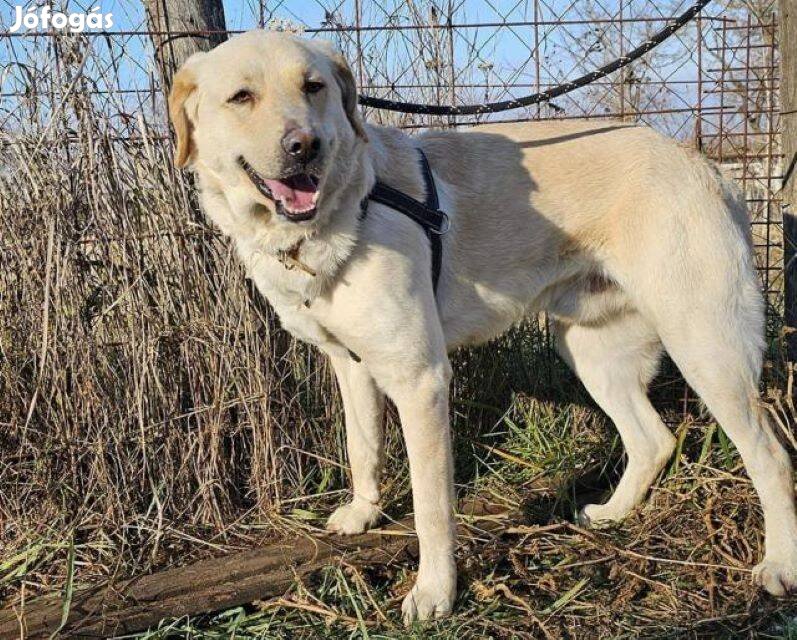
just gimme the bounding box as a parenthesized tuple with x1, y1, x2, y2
(361, 149, 449, 292)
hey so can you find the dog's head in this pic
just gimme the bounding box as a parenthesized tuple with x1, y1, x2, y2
(169, 31, 367, 230)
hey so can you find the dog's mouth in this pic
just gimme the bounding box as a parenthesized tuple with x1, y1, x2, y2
(238, 157, 320, 223)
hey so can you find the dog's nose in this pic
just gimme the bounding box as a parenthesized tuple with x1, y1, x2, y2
(281, 127, 321, 163)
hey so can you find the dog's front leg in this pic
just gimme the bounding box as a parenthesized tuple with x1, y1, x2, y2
(378, 360, 456, 623)
(326, 354, 385, 535)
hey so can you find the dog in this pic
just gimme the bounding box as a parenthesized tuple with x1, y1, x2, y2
(168, 30, 797, 622)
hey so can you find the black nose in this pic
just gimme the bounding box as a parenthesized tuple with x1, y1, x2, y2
(281, 127, 321, 163)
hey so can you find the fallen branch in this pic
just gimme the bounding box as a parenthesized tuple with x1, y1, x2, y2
(0, 523, 417, 639)
(0, 499, 510, 639)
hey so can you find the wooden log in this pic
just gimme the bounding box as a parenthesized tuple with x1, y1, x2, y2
(0, 525, 415, 639)
(0, 500, 510, 638)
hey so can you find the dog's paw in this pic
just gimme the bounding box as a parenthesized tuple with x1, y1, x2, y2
(325, 500, 381, 535)
(577, 503, 624, 528)
(401, 570, 456, 625)
(753, 554, 797, 596)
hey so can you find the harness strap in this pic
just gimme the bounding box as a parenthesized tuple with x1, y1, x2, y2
(365, 148, 448, 292)
(418, 150, 443, 293)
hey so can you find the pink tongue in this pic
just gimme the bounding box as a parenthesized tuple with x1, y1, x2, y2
(264, 174, 318, 212)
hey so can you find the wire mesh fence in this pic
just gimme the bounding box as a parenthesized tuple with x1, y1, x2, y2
(0, 0, 787, 555)
(0, 1, 784, 416)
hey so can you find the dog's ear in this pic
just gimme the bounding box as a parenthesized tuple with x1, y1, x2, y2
(168, 53, 204, 168)
(330, 51, 368, 142)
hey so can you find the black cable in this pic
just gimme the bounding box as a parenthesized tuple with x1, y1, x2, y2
(357, 0, 711, 116)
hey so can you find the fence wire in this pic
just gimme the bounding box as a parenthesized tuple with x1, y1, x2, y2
(0, 0, 784, 421)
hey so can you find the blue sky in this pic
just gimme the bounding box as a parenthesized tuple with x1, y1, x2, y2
(0, 1, 708, 137)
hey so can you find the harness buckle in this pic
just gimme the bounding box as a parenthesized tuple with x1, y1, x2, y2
(429, 211, 451, 235)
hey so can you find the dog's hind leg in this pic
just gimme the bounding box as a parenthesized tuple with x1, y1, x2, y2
(652, 301, 797, 596)
(326, 355, 385, 535)
(614, 178, 797, 594)
(554, 312, 676, 525)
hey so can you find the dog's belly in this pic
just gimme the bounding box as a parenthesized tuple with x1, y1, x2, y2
(542, 273, 632, 326)
(440, 268, 631, 350)
(439, 275, 548, 349)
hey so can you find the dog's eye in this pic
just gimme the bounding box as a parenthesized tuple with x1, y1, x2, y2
(228, 89, 254, 105)
(303, 80, 325, 95)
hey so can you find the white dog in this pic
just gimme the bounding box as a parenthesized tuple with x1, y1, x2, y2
(168, 30, 797, 622)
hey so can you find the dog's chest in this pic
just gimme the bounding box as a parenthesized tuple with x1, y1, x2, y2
(245, 260, 353, 359)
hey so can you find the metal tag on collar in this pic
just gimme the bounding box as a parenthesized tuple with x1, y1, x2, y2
(277, 239, 317, 277)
